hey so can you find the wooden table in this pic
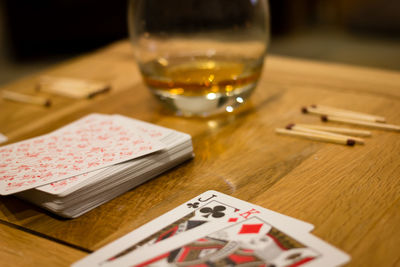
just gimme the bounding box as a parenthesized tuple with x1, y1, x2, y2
(0, 41, 399, 267)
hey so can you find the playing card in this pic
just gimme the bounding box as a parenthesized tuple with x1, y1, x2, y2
(114, 216, 350, 267)
(36, 169, 104, 195)
(0, 114, 166, 195)
(112, 115, 173, 140)
(36, 114, 174, 195)
(72, 190, 314, 267)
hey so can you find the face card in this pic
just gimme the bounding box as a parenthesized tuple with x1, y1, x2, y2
(117, 216, 350, 267)
(72, 191, 314, 267)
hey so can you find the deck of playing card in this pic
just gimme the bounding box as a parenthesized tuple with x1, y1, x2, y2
(0, 114, 193, 218)
(72, 191, 350, 267)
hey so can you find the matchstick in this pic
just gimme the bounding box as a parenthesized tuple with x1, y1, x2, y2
(321, 115, 400, 132)
(301, 107, 382, 122)
(286, 124, 365, 145)
(275, 128, 356, 146)
(2, 90, 51, 107)
(311, 105, 386, 122)
(38, 76, 110, 99)
(302, 105, 385, 123)
(295, 124, 372, 137)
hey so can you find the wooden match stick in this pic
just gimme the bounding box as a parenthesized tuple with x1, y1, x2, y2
(2, 90, 51, 107)
(275, 128, 356, 146)
(321, 115, 400, 132)
(311, 105, 386, 122)
(302, 105, 385, 123)
(295, 124, 372, 137)
(286, 124, 365, 144)
(38, 76, 110, 99)
(309, 105, 386, 122)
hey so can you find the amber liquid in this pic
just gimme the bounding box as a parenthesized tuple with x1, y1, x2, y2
(139, 55, 263, 116)
(140, 56, 262, 96)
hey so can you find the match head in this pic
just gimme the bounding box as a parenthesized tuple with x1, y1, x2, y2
(44, 100, 52, 107)
(346, 139, 356, 146)
(301, 107, 308, 114)
(310, 104, 317, 108)
(285, 123, 295, 130)
(321, 115, 328, 122)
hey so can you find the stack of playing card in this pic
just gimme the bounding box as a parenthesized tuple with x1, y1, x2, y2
(0, 114, 193, 218)
(72, 191, 351, 267)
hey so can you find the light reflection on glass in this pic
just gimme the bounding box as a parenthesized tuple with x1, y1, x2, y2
(206, 93, 217, 100)
(236, 97, 244, 103)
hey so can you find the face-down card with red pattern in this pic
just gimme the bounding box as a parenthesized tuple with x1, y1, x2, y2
(72, 190, 317, 267)
(0, 114, 165, 195)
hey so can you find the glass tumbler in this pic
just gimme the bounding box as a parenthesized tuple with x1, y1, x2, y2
(128, 0, 269, 117)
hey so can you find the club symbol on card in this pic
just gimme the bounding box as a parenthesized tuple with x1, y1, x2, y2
(200, 205, 226, 218)
(187, 202, 200, 208)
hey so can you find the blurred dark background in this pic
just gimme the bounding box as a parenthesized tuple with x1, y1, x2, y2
(0, 0, 399, 86)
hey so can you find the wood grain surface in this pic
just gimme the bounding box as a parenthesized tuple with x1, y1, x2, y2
(0, 40, 399, 266)
(0, 222, 87, 266)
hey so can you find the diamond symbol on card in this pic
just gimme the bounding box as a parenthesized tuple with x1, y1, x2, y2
(228, 218, 238, 222)
(238, 223, 263, 234)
